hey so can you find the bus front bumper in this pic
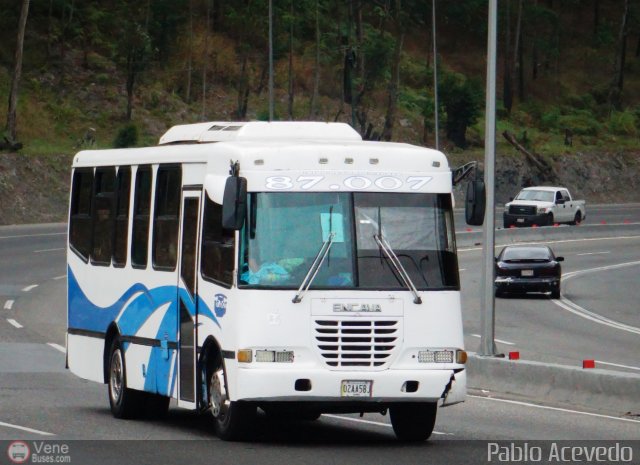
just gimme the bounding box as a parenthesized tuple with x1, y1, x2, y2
(231, 367, 466, 407)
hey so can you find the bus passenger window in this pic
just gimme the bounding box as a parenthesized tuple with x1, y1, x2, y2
(131, 166, 152, 268)
(113, 166, 131, 267)
(152, 165, 182, 271)
(91, 167, 116, 266)
(201, 196, 235, 286)
(69, 168, 94, 260)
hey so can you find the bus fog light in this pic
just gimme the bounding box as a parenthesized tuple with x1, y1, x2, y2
(237, 349, 253, 363)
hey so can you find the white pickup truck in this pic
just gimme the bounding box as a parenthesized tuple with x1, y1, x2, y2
(503, 186, 586, 228)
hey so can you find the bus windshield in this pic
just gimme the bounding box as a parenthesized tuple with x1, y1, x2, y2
(238, 192, 459, 290)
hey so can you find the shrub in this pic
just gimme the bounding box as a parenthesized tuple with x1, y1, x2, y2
(609, 111, 638, 136)
(557, 112, 601, 136)
(113, 124, 138, 148)
(540, 107, 561, 131)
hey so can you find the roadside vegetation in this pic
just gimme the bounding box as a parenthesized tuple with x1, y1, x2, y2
(0, 1, 639, 223)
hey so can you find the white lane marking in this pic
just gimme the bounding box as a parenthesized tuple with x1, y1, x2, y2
(322, 414, 452, 435)
(549, 260, 640, 336)
(553, 298, 640, 336)
(0, 420, 55, 436)
(22, 284, 38, 292)
(47, 343, 66, 354)
(576, 251, 610, 256)
(33, 247, 65, 253)
(596, 360, 640, 371)
(7, 318, 23, 329)
(459, 268, 467, 272)
(562, 260, 640, 280)
(458, 235, 640, 253)
(470, 334, 515, 346)
(3, 300, 14, 310)
(468, 395, 640, 424)
(0, 232, 66, 240)
(53, 275, 66, 280)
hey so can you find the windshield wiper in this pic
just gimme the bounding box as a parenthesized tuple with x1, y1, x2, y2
(292, 232, 335, 304)
(374, 234, 422, 304)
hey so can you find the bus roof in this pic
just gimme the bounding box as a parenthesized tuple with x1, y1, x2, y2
(73, 139, 449, 174)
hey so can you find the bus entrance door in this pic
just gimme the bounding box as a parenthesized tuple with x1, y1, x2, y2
(177, 190, 201, 408)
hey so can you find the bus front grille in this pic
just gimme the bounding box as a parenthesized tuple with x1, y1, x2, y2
(314, 319, 401, 370)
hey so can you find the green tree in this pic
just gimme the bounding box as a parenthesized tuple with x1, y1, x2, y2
(440, 72, 483, 148)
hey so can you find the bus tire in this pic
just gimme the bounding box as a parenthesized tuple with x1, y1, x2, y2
(108, 339, 143, 419)
(208, 357, 256, 440)
(390, 402, 437, 442)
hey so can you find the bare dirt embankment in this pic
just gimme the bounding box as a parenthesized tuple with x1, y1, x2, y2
(0, 152, 72, 225)
(0, 149, 638, 226)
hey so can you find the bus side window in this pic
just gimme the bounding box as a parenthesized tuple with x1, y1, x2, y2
(131, 165, 152, 268)
(69, 168, 94, 261)
(201, 196, 235, 287)
(152, 165, 182, 271)
(113, 166, 131, 267)
(90, 167, 116, 266)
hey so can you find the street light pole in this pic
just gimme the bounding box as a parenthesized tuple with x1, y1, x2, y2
(432, 0, 439, 151)
(479, 0, 498, 356)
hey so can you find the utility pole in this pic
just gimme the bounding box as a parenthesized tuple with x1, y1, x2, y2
(479, 0, 498, 356)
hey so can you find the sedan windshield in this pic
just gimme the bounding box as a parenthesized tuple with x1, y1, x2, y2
(515, 190, 554, 202)
(238, 192, 459, 290)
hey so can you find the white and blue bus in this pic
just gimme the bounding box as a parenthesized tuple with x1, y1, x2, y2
(67, 121, 481, 441)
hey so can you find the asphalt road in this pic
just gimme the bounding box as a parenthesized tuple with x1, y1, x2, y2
(1, 219, 639, 463)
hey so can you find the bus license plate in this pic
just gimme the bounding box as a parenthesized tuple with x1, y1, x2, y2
(341, 380, 373, 397)
(521, 270, 534, 277)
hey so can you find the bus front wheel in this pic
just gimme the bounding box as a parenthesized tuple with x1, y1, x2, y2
(108, 339, 143, 419)
(390, 402, 437, 442)
(208, 357, 256, 440)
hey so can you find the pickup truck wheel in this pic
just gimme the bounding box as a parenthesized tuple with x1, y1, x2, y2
(546, 213, 555, 226)
(570, 212, 582, 225)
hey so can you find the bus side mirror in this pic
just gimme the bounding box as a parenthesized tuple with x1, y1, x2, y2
(222, 176, 247, 230)
(465, 180, 486, 226)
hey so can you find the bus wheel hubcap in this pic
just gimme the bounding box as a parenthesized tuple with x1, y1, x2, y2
(110, 350, 123, 403)
(210, 369, 228, 419)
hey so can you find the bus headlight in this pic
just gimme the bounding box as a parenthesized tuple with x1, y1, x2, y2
(418, 350, 454, 363)
(255, 350, 295, 363)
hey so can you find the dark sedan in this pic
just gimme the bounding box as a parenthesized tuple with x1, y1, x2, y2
(494, 245, 564, 298)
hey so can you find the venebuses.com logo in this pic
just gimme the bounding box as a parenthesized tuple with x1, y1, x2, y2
(7, 441, 30, 464)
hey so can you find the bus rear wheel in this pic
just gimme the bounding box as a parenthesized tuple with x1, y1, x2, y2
(108, 339, 143, 419)
(390, 402, 437, 442)
(208, 357, 256, 440)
